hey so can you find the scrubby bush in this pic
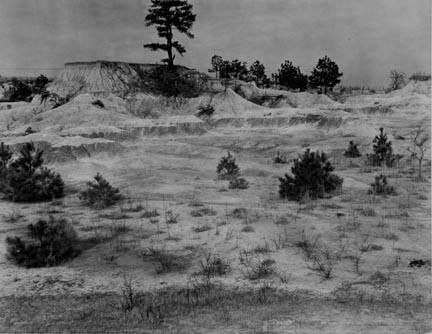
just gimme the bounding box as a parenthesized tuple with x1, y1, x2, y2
(279, 149, 343, 201)
(368, 174, 396, 195)
(228, 177, 249, 189)
(273, 151, 288, 164)
(40, 91, 72, 108)
(239, 251, 275, 280)
(344, 141, 361, 158)
(6, 216, 78, 267)
(216, 151, 240, 180)
(0, 142, 64, 202)
(149, 66, 202, 98)
(197, 103, 215, 117)
(4, 78, 32, 102)
(196, 253, 230, 281)
(79, 173, 121, 208)
(91, 99, 105, 108)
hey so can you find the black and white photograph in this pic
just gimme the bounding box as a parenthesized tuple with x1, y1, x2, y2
(0, 0, 430, 332)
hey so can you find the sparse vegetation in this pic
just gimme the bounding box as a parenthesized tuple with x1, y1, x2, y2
(79, 173, 122, 208)
(295, 230, 320, 260)
(190, 207, 216, 217)
(145, 246, 187, 274)
(6, 216, 78, 268)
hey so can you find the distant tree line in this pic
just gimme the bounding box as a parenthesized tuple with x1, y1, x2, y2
(208, 54, 343, 94)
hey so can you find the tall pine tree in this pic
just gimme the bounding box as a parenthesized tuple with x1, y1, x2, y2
(144, 0, 196, 68)
(309, 55, 342, 94)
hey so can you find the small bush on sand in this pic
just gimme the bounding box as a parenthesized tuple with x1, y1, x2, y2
(368, 175, 396, 195)
(240, 252, 275, 280)
(279, 149, 343, 201)
(216, 151, 240, 180)
(228, 177, 249, 189)
(196, 253, 230, 282)
(6, 216, 78, 267)
(79, 173, 121, 208)
(145, 247, 187, 274)
(295, 230, 320, 260)
(190, 207, 217, 217)
(344, 141, 361, 158)
(309, 248, 336, 279)
(273, 151, 288, 164)
(197, 103, 215, 117)
(0, 142, 64, 202)
(91, 99, 105, 108)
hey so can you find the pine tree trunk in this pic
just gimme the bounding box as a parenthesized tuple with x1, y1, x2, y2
(166, 25, 174, 68)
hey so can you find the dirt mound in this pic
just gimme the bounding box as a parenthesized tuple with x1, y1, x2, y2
(49, 60, 209, 98)
(49, 61, 159, 96)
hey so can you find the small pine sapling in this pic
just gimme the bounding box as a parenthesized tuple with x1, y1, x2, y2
(344, 141, 361, 158)
(216, 151, 240, 180)
(79, 173, 122, 208)
(368, 174, 396, 195)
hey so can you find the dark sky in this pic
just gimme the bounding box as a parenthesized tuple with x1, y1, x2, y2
(0, 0, 430, 87)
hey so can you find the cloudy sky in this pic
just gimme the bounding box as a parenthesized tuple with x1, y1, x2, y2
(0, 0, 430, 87)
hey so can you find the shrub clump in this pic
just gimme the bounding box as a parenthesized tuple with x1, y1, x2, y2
(79, 173, 122, 208)
(228, 177, 249, 189)
(279, 149, 343, 201)
(344, 141, 361, 158)
(196, 253, 230, 278)
(197, 103, 215, 117)
(368, 174, 396, 195)
(0, 142, 64, 202)
(91, 99, 105, 108)
(6, 216, 78, 268)
(273, 151, 288, 164)
(216, 151, 240, 180)
(149, 66, 202, 98)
